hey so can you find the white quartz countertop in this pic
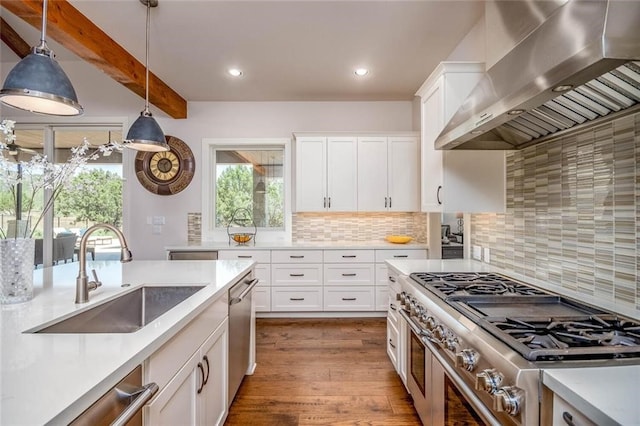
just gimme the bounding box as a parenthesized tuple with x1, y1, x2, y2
(0, 259, 254, 426)
(543, 366, 640, 426)
(166, 240, 429, 251)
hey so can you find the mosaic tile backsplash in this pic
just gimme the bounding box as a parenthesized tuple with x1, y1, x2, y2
(470, 113, 639, 312)
(293, 212, 427, 243)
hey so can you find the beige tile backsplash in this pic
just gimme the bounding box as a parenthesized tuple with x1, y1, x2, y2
(292, 212, 427, 243)
(470, 113, 639, 312)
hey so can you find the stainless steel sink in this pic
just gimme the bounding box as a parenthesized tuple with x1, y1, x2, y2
(32, 286, 205, 334)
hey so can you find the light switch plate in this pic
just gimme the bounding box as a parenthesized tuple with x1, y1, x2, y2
(472, 245, 482, 260)
(483, 247, 491, 264)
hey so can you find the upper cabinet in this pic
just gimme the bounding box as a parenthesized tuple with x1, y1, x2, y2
(416, 62, 506, 213)
(357, 135, 419, 212)
(294, 135, 357, 212)
(294, 132, 419, 213)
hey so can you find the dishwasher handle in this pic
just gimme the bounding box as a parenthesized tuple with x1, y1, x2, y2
(230, 278, 259, 305)
(110, 382, 159, 426)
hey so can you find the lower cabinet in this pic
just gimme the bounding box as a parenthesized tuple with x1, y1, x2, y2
(146, 318, 228, 425)
(271, 286, 323, 311)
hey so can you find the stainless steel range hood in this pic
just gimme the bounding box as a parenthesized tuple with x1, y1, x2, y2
(436, 0, 640, 150)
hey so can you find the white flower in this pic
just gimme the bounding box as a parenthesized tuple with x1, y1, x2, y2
(0, 119, 123, 238)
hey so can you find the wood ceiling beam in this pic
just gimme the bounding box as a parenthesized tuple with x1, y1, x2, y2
(1, 0, 187, 119)
(1, 16, 31, 58)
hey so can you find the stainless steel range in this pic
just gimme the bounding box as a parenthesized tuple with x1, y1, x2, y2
(397, 272, 640, 426)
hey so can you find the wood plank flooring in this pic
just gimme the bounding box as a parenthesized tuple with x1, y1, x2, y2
(225, 318, 421, 426)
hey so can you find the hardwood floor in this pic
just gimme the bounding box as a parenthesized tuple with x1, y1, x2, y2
(225, 318, 421, 426)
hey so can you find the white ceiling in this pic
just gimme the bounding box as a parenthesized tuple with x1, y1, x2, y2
(1, 1, 484, 103)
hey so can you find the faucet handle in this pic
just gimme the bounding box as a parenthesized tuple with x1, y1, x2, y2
(88, 269, 102, 292)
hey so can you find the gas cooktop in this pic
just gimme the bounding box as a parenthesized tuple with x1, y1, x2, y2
(409, 272, 640, 361)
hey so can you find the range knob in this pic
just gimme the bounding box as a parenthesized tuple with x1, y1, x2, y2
(432, 325, 447, 342)
(455, 349, 479, 372)
(493, 386, 525, 416)
(424, 316, 437, 330)
(444, 336, 459, 353)
(475, 369, 504, 394)
(399, 291, 407, 305)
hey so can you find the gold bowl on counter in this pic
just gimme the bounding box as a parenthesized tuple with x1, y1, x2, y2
(385, 235, 412, 244)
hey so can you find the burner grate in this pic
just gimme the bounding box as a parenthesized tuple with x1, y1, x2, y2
(410, 272, 548, 298)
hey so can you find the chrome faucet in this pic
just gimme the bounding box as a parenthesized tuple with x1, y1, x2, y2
(75, 224, 132, 304)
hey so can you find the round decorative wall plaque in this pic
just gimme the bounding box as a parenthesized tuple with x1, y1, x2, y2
(134, 135, 195, 195)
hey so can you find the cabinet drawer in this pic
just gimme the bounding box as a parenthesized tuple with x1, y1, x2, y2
(388, 293, 399, 327)
(271, 264, 322, 286)
(324, 264, 374, 286)
(146, 295, 227, 389)
(552, 394, 596, 426)
(271, 250, 323, 263)
(271, 287, 323, 311)
(375, 286, 389, 311)
(254, 264, 271, 286)
(387, 318, 399, 369)
(323, 287, 375, 311)
(375, 249, 427, 263)
(323, 249, 374, 263)
(253, 286, 271, 312)
(218, 250, 271, 263)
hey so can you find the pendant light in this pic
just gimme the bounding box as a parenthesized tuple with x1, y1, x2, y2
(255, 152, 266, 193)
(125, 0, 169, 152)
(0, 0, 83, 116)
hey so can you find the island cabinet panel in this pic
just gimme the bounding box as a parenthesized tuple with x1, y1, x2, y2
(146, 318, 229, 426)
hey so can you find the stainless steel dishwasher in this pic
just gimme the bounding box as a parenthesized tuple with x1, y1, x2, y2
(167, 250, 218, 260)
(228, 273, 259, 403)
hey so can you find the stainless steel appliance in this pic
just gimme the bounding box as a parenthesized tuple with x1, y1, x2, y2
(167, 250, 218, 260)
(70, 365, 158, 426)
(228, 273, 259, 403)
(398, 272, 640, 426)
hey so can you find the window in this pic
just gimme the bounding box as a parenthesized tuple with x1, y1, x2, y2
(202, 139, 290, 242)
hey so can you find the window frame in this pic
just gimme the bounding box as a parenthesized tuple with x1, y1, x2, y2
(201, 138, 291, 243)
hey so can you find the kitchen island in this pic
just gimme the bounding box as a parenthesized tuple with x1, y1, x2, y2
(0, 259, 254, 425)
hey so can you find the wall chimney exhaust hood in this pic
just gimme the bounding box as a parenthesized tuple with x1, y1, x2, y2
(436, 0, 640, 150)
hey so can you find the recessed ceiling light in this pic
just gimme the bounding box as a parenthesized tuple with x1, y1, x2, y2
(228, 69, 243, 77)
(354, 68, 369, 77)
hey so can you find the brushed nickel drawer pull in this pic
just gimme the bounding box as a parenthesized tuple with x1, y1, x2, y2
(237, 255, 253, 258)
(389, 276, 396, 282)
(342, 255, 356, 258)
(290, 255, 304, 258)
(290, 297, 305, 301)
(290, 273, 305, 277)
(389, 339, 396, 349)
(342, 273, 357, 277)
(393, 255, 408, 258)
(342, 297, 357, 301)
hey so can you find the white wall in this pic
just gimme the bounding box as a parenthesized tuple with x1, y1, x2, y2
(130, 101, 413, 259)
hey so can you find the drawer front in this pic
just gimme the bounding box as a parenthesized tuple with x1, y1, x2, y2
(375, 286, 389, 311)
(254, 264, 271, 286)
(323, 287, 375, 311)
(271, 287, 323, 311)
(218, 250, 271, 263)
(253, 286, 271, 312)
(271, 250, 323, 263)
(552, 395, 597, 426)
(388, 293, 399, 327)
(387, 318, 399, 370)
(323, 249, 374, 263)
(375, 249, 427, 263)
(271, 264, 322, 286)
(324, 264, 374, 286)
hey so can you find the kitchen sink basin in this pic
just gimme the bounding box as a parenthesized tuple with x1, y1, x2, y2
(32, 286, 205, 334)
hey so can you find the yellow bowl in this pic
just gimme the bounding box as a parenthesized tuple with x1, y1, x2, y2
(386, 235, 412, 244)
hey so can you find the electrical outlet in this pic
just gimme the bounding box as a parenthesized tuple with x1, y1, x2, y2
(483, 247, 491, 264)
(472, 245, 482, 260)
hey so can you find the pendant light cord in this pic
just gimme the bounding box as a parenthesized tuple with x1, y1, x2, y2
(36, 0, 51, 54)
(144, 1, 151, 114)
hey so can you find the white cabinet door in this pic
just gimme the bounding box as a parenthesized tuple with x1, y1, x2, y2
(418, 62, 505, 213)
(200, 320, 228, 426)
(388, 136, 420, 211)
(420, 75, 445, 212)
(146, 351, 200, 426)
(326, 137, 357, 211)
(295, 136, 327, 212)
(357, 136, 388, 211)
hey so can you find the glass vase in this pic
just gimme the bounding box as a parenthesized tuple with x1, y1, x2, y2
(0, 238, 35, 304)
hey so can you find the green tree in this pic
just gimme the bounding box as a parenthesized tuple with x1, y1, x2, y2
(216, 165, 252, 226)
(56, 169, 122, 226)
(266, 179, 284, 227)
